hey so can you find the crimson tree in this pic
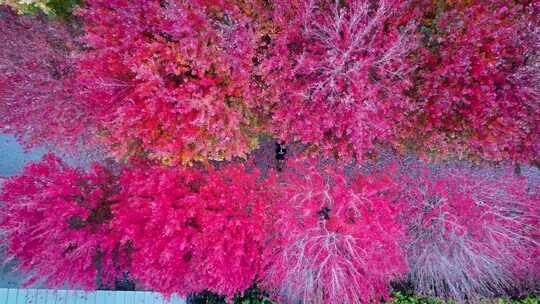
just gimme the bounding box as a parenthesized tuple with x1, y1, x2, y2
(402, 0, 539, 163)
(0, 154, 124, 289)
(76, 0, 270, 164)
(111, 160, 278, 298)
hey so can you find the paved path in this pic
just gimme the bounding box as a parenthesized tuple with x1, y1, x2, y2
(0, 288, 186, 304)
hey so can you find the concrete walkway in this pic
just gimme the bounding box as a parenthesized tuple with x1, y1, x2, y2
(0, 288, 186, 304)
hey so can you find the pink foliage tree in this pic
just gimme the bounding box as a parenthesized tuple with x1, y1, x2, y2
(0, 154, 124, 289)
(76, 0, 269, 163)
(1, 1, 539, 300)
(260, 0, 418, 160)
(264, 159, 408, 303)
(111, 160, 278, 298)
(404, 0, 540, 163)
(401, 161, 540, 301)
(0, 6, 91, 150)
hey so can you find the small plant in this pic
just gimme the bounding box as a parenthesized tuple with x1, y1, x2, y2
(390, 291, 445, 304)
(3, 0, 81, 19)
(507, 296, 539, 304)
(188, 283, 276, 304)
(3, 0, 53, 15)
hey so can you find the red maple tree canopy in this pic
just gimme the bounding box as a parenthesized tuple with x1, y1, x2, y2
(0, 0, 538, 302)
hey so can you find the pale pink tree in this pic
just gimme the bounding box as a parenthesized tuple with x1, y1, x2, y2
(264, 159, 408, 303)
(261, 0, 418, 160)
(0, 6, 92, 151)
(401, 162, 540, 301)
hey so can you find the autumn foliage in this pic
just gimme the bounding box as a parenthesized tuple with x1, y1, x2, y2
(400, 162, 540, 300)
(111, 161, 278, 298)
(2, 0, 538, 163)
(1, 0, 540, 303)
(264, 159, 408, 303)
(0, 154, 122, 289)
(1, 153, 539, 302)
(260, 0, 418, 160)
(402, 0, 540, 162)
(0, 6, 91, 150)
(75, 0, 268, 163)
(0, 155, 279, 297)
